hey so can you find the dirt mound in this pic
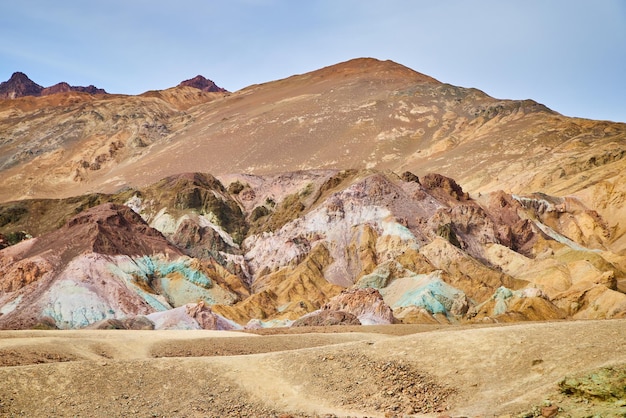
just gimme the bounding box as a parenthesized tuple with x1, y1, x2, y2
(0, 358, 287, 418)
(292, 352, 455, 415)
(0, 346, 78, 367)
(150, 332, 374, 358)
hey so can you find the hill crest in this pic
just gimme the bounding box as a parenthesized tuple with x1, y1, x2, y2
(0, 71, 108, 99)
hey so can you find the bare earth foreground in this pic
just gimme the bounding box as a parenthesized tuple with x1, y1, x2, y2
(0, 320, 625, 418)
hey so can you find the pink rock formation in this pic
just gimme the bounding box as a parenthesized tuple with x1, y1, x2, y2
(319, 288, 396, 325)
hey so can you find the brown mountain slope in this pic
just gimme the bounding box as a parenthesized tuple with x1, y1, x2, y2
(1, 57, 625, 252)
(0, 87, 225, 200)
(89, 58, 626, 253)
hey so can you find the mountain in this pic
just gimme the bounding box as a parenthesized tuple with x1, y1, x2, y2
(1, 57, 625, 330)
(1, 58, 624, 255)
(0, 72, 107, 99)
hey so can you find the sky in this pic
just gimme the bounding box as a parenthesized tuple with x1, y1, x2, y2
(1, 0, 625, 122)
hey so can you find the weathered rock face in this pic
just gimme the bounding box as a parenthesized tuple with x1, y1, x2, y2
(0, 202, 245, 329)
(1, 169, 624, 329)
(318, 288, 396, 325)
(0, 257, 52, 293)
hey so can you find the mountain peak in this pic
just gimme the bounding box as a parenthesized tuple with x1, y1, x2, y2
(0, 72, 43, 99)
(178, 75, 228, 93)
(9, 71, 31, 81)
(312, 57, 441, 84)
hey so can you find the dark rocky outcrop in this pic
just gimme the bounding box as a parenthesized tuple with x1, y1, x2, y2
(178, 75, 227, 93)
(62, 203, 177, 258)
(41, 82, 106, 96)
(0, 72, 107, 99)
(421, 173, 469, 202)
(0, 72, 43, 99)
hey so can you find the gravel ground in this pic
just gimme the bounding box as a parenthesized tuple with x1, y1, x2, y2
(0, 321, 625, 417)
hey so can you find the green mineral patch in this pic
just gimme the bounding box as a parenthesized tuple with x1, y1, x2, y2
(0, 204, 28, 227)
(559, 366, 626, 402)
(519, 365, 626, 418)
(116, 256, 238, 308)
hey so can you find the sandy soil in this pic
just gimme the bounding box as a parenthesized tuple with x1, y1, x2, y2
(0, 320, 625, 417)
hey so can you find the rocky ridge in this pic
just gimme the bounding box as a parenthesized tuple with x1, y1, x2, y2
(0, 72, 107, 99)
(1, 169, 625, 330)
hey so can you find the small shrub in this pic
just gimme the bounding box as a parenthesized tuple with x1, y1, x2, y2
(250, 205, 271, 222)
(0, 205, 28, 227)
(299, 183, 315, 198)
(227, 181, 246, 195)
(6, 231, 30, 246)
(437, 223, 461, 248)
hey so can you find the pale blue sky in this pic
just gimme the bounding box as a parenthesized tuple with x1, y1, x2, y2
(1, 0, 625, 122)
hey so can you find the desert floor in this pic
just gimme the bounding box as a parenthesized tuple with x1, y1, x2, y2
(0, 320, 625, 417)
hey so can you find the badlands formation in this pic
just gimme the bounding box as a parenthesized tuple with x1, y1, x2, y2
(0, 58, 625, 417)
